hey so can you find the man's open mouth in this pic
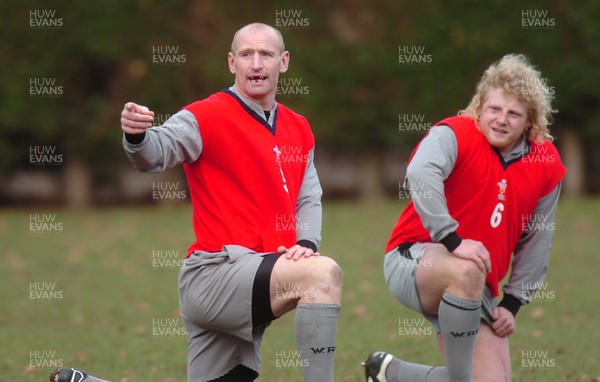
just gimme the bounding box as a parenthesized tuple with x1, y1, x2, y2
(249, 76, 267, 83)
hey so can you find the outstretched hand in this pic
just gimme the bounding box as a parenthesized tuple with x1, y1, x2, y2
(121, 102, 155, 134)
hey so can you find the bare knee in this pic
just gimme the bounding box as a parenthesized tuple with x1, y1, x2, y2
(302, 256, 342, 304)
(447, 259, 485, 300)
(322, 256, 343, 286)
(313, 256, 343, 290)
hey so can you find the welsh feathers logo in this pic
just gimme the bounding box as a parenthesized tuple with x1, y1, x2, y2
(273, 145, 289, 194)
(497, 179, 507, 201)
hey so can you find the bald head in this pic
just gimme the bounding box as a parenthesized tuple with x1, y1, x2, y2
(230, 23, 285, 55)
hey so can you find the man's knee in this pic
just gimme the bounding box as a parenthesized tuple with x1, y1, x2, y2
(272, 254, 342, 306)
(317, 256, 343, 285)
(448, 259, 486, 298)
(310, 256, 343, 290)
(300, 256, 342, 303)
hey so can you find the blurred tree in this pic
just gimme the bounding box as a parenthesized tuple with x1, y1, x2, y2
(0, 0, 193, 206)
(0, 0, 598, 205)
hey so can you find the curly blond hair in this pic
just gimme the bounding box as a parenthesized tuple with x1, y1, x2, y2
(459, 54, 556, 142)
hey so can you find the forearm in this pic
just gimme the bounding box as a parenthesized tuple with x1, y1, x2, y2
(123, 109, 202, 172)
(407, 125, 460, 250)
(501, 183, 562, 316)
(295, 149, 323, 252)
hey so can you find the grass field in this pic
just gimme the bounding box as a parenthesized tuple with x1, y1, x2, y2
(1, 198, 599, 381)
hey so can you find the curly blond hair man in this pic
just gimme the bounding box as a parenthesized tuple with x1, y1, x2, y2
(364, 54, 565, 382)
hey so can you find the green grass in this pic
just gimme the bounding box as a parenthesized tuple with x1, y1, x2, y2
(1, 199, 599, 381)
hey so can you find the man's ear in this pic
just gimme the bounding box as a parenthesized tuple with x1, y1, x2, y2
(228, 52, 236, 74)
(279, 50, 290, 74)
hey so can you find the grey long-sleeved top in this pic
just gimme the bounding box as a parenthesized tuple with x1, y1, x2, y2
(405, 125, 561, 315)
(122, 87, 323, 251)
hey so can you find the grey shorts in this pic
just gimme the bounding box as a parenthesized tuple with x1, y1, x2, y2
(178, 245, 275, 382)
(383, 243, 496, 334)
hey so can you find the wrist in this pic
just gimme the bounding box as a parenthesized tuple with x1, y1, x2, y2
(296, 239, 317, 253)
(498, 293, 522, 317)
(441, 231, 462, 253)
(124, 132, 146, 144)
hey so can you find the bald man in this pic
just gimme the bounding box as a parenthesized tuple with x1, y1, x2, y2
(52, 23, 341, 382)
